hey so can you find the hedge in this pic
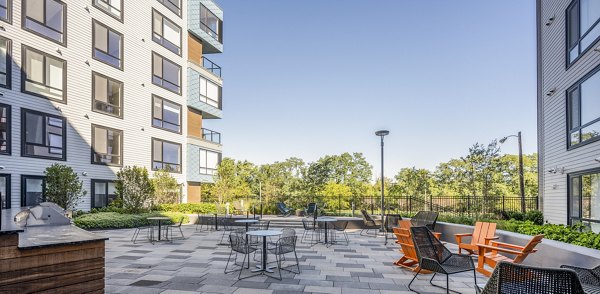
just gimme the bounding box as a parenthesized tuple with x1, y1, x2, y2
(156, 203, 217, 214)
(73, 212, 189, 230)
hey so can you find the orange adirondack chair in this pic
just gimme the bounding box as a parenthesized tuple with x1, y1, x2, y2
(454, 222, 498, 255)
(393, 220, 441, 272)
(476, 234, 544, 277)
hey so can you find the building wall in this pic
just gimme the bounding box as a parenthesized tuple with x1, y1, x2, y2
(539, 0, 600, 224)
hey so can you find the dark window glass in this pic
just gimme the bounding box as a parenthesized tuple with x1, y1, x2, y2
(0, 0, 10, 23)
(93, 72, 122, 117)
(22, 46, 65, 102)
(568, 66, 600, 147)
(22, 175, 45, 207)
(567, 0, 600, 64)
(152, 52, 181, 94)
(199, 149, 220, 175)
(92, 125, 122, 166)
(199, 4, 222, 43)
(0, 37, 11, 88)
(0, 104, 9, 155)
(93, 21, 123, 69)
(152, 9, 181, 55)
(152, 96, 181, 133)
(23, 0, 65, 44)
(0, 174, 9, 209)
(570, 171, 600, 232)
(152, 138, 181, 173)
(157, 0, 181, 16)
(22, 109, 65, 160)
(93, 0, 122, 20)
(92, 180, 116, 208)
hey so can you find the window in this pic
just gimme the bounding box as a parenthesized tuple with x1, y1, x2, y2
(0, 37, 11, 89)
(92, 72, 122, 117)
(152, 95, 181, 133)
(91, 179, 116, 208)
(92, 124, 122, 166)
(199, 149, 220, 175)
(0, 103, 10, 155)
(21, 109, 66, 160)
(0, 0, 10, 24)
(22, 46, 66, 102)
(567, 65, 600, 148)
(21, 175, 45, 207)
(93, 0, 122, 21)
(0, 174, 9, 209)
(157, 0, 181, 17)
(200, 4, 222, 43)
(567, 0, 600, 64)
(152, 9, 181, 55)
(23, 0, 66, 45)
(93, 20, 123, 69)
(152, 52, 181, 94)
(152, 138, 181, 173)
(199, 76, 221, 108)
(569, 169, 600, 232)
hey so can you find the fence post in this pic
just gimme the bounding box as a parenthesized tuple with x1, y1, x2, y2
(502, 195, 505, 212)
(467, 196, 471, 218)
(409, 196, 412, 213)
(371, 196, 374, 215)
(429, 195, 433, 211)
(338, 195, 341, 216)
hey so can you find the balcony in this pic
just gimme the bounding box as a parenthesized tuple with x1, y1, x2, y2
(202, 128, 221, 144)
(202, 56, 221, 78)
(188, 0, 223, 54)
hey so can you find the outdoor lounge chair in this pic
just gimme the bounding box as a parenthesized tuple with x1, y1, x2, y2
(360, 210, 382, 236)
(384, 213, 402, 245)
(476, 234, 544, 277)
(410, 211, 438, 230)
(477, 261, 587, 294)
(276, 202, 292, 217)
(455, 221, 498, 255)
(305, 203, 317, 218)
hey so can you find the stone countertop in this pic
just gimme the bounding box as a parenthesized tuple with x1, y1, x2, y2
(0, 208, 25, 234)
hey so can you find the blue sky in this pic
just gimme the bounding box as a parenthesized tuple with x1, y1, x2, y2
(205, 0, 537, 179)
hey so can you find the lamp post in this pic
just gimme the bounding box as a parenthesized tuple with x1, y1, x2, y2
(259, 180, 262, 219)
(500, 131, 526, 213)
(375, 130, 389, 232)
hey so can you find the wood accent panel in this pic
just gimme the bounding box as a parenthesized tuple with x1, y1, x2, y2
(188, 108, 203, 138)
(188, 33, 203, 65)
(188, 182, 202, 203)
(0, 234, 18, 247)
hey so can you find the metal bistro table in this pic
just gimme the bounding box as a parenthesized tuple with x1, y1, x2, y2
(246, 230, 282, 275)
(316, 217, 337, 246)
(147, 216, 170, 241)
(235, 219, 259, 232)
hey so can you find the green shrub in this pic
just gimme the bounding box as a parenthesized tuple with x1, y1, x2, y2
(157, 203, 217, 214)
(73, 212, 189, 230)
(525, 210, 544, 225)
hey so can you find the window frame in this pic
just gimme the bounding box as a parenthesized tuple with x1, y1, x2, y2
(565, 0, 600, 67)
(157, 0, 181, 17)
(21, 45, 67, 103)
(91, 71, 123, 118)
(0, 0, 12, 24)
(199, 3, 222, 43)
(0, 103, 10, 155)
(199, 148, 221, 175)
(22, 0, 67, 46)
(199, 75, 222, 109)
(21, 174, 46, 207)
(92, 19, 124, 70)
(91, 124, 123, 167)
(0, 173, 10, 209)
(152, 51, 182, 95)
(152, 8, 182, 56)
(90, 179, 117, 209)
(21, 108, 67, 161)
(151, 137, 182, 173)
(151, 95, 182, 134)
(92, 0, 123, 22)
(567, 167, 600, 227)
(0, 36, 12, 89)
(566, 63, 600, 149)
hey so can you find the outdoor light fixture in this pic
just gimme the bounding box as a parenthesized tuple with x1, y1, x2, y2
(0, 166, 5, 170)
(56, 48, 62, 55)
(545, 16, 555, 26)
(595, 157, 600, 163)
(546, 87, 556, 96)
(500, 131, 526, 213)
(81, 172, 88, 176)
(375, 130, 389, 233)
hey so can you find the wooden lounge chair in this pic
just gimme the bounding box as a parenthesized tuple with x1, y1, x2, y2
(393, 220, 442, 272)
(476, 234, 544, 277)
(455, 222, 499, 255)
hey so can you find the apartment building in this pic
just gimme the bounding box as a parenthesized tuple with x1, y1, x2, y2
(538, 0, 600, 231)
(0, 0, 223, 210)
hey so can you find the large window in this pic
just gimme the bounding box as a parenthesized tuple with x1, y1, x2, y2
(567, 0, 600, 64)
(23, 0, 66, 45)
(21, 175, 45, 207)
(93, 0, 122, 21)
(199, 76, 221, 109)
(0, 174, 9, 209)
(569, 169, 600, 232)
(152, 138, 181, 173)
(152, 9, 181, 55)
(200, 4, 222, 43)
(0, 103, 10, 155)
(92, 72, 122, 117)
(91, 179, 116, 208)
(152, 95, 181, 133)
(0, 36, 11, 89)
(567, 65, 600, 148)
(157, 0, 181, 17)
(93, 20, 123, 69)
(0, 0, 10, 23)
(22, 46, 66, 102)
(199, 149, 220, 175)
(22, 109, 66, 160)
(152, 52, 181, 94)
(92, 124, 122, 166)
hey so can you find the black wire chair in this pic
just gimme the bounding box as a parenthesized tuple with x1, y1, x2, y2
(360, 210, 382, 236)
(258, 220, 270, 230)
(410, 211, 438, 231)
(477, 262, 588, 294)
(384, 214, 402, 245)
(219, 218, 234, 245)
(224, 233, 258, 279)
(332, 220, 349, 245)
(131, 225, 154, 244)
(268, 235, 300, 280)
(166, 216, 185, 241)
(408, 226, 476, 294)
(561, 264, 600, 293)
(195, 214, 213, 231)
(301, 218, 319, 245)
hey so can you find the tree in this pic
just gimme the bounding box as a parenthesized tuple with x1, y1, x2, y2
(318, 182, 352, 211)
(116, 166, 154, 212)
(152, 170, 181, 204)
(44, 164, 86, 210)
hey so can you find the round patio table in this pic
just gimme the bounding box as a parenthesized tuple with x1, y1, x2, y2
(147, 216, 170, 241)
(316, 217, 337, 246)
(235, 219, 259, 232)
(246, 230, 282, 275)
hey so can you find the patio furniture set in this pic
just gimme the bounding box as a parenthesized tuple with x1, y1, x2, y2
(131, 216, 185, 244)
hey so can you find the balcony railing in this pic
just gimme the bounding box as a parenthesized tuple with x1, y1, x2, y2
(202, 128, 221, 144)
(202, 56, 221, 77)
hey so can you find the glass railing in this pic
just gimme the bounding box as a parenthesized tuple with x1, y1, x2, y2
(202, 128, 221, 144)
(202, 56, 221, 77)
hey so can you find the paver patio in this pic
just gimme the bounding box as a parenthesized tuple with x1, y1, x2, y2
(98, 225, 487, 294)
